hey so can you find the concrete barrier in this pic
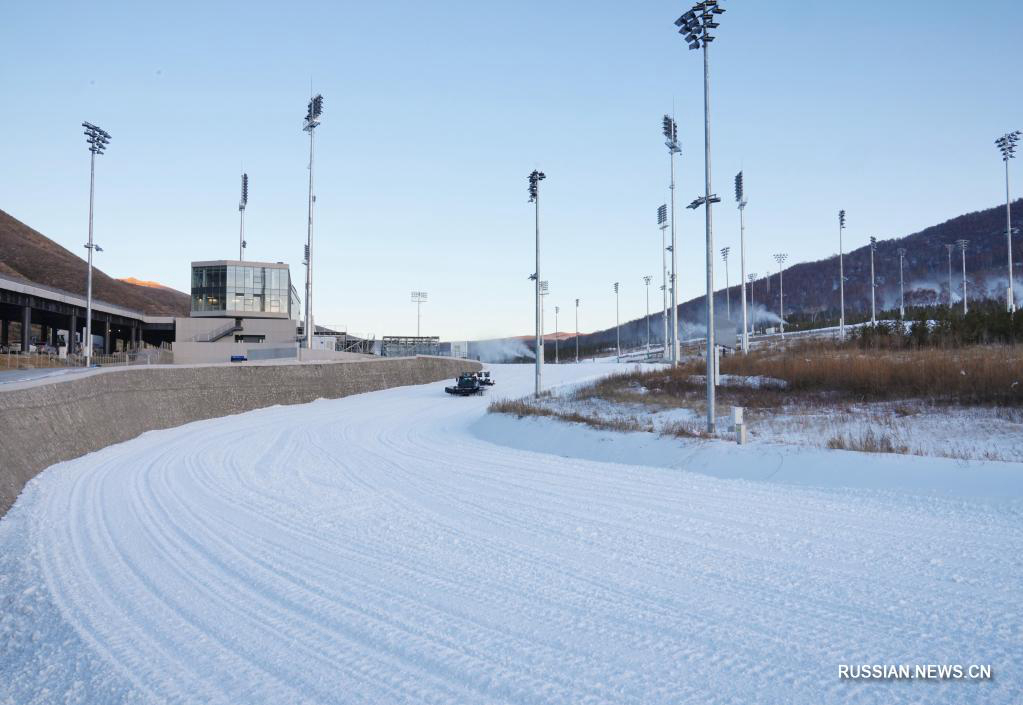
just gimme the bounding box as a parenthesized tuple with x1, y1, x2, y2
(0, 356, 479, 517)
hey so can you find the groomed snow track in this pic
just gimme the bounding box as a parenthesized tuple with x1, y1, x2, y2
(1, 363, 1021, 704)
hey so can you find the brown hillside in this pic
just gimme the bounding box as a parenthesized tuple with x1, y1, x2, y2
(0, 209, 189, 316)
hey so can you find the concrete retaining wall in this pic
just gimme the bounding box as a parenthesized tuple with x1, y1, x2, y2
(0, 356, 479, 517)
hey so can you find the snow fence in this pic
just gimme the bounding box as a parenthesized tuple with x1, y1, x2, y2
(0, 355, 480, 517)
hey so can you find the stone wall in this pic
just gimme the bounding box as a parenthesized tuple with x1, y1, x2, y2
(0, 356, 479, 517)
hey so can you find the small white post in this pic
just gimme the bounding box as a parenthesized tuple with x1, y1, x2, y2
(732, 406, 746, 445)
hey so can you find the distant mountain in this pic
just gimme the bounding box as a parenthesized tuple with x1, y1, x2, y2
(0, 209, 190, 316)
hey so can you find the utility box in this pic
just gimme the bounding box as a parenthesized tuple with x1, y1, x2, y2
(732, 406, 747, 445)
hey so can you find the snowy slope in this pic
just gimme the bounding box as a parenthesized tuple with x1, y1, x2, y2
(1, 363, 1021, 704)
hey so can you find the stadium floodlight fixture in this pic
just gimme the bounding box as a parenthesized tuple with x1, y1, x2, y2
(614, 282, 621, 360)
(657, 203, 670, 354)
(575, 298, 580, 363)
(896, 247, 907, 318)
(643, 275, 653, 352)
(773, 253, 788, 335)
(662, 116, 681, 368)
(869, 236, 878, 325)
(238, 173, 249, 261)
(82, 121, 111, 367)
(996, 130, 1021, 311)
(302, 93, 324, 351)
(528, 170, 546, 395)
(735, 171, 749, 353)
(554, 305, 560, 363)
(956, 239, 969, 314)
(411, 290, 428, 337)
(838, 210, 847, 338)
(721, 246, 731, 320)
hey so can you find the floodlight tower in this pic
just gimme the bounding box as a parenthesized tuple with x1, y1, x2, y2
(554, 305, 560, 363)
(662, 116, 682, 367)
(896, 248, 907, 318)
(868, 236, 878, 325)
(838, 209, 847, 337)
(747, 272, 757, 337)
(238, 173, 248, 261)
(657, 203, 670, 353)
(82, 121, 111, 367)
(720, 247, 731, 319)
(957, 239, 969, 314)
(575, 298, 580, 363)
(735, 172, 749, 353)
(945, 243, 955, 307)
(528, 169, 546, 396)
(302, 93, 323, 350)
(614, 281, 621, 360)
(676, 0, 727, 433)
(996, 130, 1020, 311)
(411, 291, 428, 337)
(773, 253, 788, 335)
(643, 275, 653, 352)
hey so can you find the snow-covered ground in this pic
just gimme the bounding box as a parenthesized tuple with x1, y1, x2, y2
(2, 363, 1022, 704)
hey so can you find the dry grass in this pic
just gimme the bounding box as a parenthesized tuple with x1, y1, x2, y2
(487, 398, 648, 434)
(826, 429, 910, 455)
(717, 343, 1023, 405)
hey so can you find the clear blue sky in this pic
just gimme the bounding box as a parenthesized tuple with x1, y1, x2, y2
(2, 1, 1020, 340)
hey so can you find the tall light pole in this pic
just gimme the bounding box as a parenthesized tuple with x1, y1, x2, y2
(957, 239, 969, 314)
(720, 247, 731, 320)
(748, 272, 757, 337)
(614, 281, 621, 360)
(528, 170, 545, 396)
(735, 172, 749, 353)
(868, 236, 877, 325)
(677, 0, 727, 433)
(302, 94, 323, 350)
(643, 275, 653, 352)
(996, 130, 1020, 311)
(773, 253, 787, 335)
(554, 305, 560, 364)
(657, 203, 670, 354)
(575, 298, 580, 363)
(411, 291, 428, 337)
(238, 173, 248, 261)
(662, 116, 682, 367)
(945, 243, 955, 307)
(82, 121, 111, 367)
(896, 248, 907, 318)
(838, 209, 847, 337)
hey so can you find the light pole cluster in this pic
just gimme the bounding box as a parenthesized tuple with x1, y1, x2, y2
(411, 291, 428, 337)
(302, 93, 323, 349)
(996, 130, 1020, 311)
(82, 121, 111, 367)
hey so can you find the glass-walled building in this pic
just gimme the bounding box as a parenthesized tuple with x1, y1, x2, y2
(190, 260, 299, 319)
